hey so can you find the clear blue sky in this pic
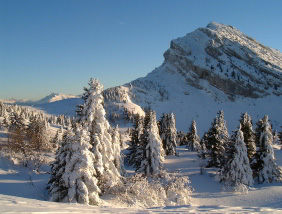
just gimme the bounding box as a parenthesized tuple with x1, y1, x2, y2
(1, 0, 281, 100)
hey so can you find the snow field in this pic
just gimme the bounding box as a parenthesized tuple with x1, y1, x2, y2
(1, 144, 282, 213)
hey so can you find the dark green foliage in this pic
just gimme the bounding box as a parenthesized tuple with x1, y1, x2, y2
(240, 112, 256, 160)
(127, 114, 144, 168)
(158, 113, 177, 156)
(205, 110, 229, 168)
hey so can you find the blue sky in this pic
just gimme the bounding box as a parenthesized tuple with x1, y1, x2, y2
(1, 0, 281, 100)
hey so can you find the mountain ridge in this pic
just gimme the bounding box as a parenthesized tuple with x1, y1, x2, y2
(3, 22, 281, 133)
(103, 22, 282, 132)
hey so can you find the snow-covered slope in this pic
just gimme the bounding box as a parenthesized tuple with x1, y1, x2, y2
(103, 22, 282, 134)
(1, 146, 282, 213)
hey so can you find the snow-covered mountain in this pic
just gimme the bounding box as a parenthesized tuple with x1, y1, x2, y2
(0, 98, 31, 104)
(0, 93, 79, 106)
(12, 22, 281, 134)
(33, 93, 78, 104)
(104, 22, 282, 134)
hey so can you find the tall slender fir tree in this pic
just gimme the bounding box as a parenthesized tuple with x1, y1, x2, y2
(218, 125, 254, 186)
(187, 120, 201, 151)
(206, 110, 229, 168)
(253, 116, 282, 184)
(159, 113, 177, 156)
(137, 110, 163, 175)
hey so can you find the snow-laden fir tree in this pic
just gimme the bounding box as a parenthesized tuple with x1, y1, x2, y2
(218, 125, 253, 186)
(253, 116, 282, 184)
(176, 131, 187, 146)
(51, 130, 62, 150)
(197, 132, 208, 159)
(49, 125, 101, 205)
(240, 112, 256, 160)
(111, 125, 125, 175)
(187, 120, 201, 151)
(159, 113, 177, 156)
(138, 110, 164, 175)
(127, 114, 144, 168)
(79, 78, 121, 190)
(49, 129, 74, 202)
(206, 110, 229, 168)
(0, 101, 4, 117)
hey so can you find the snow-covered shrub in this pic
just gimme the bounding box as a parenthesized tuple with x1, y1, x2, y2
(111, 171, 192, 208)
(158, 170, 193, 206)
(222, 182, 249, 195)
(112, 174, 166, 208)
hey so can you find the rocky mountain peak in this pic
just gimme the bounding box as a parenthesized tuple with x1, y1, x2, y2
(163, 22, 282, 99)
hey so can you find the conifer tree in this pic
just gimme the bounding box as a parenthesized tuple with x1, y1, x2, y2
(159, 113, 177, 156)
(138, 110, 163, 175)
(127, 114, 143, 167)
(198, 132, 208, 159)
(218, 125, 254, 186)
(240, 112, 256, 160)
(79, 78, 121, 190)
(253, 116, 282, 184)
(49, 126, 101, 205)
(51, 130, 62, 150)
(187, 120, 201, 151)
(206, 110, 229, 168)
(111, 125, 125, 175)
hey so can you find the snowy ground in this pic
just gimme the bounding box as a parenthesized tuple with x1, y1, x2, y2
(1, 143, 282, 213)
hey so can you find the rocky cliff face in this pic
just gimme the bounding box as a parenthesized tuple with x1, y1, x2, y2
(162, 22, 282, 99)
(105, 22, 282, 132)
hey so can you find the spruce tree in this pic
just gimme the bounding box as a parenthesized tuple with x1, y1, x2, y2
(159, 113, 177, 156)
(206, 110, 229, 168)
(49, 125, 101, 205)
(253, 116, 282, 184)
(240, 112, 256, 160)
(111, 125, 125, 175)
(187, 120, 201, 151)
(127, 114, 143, 167)
(79, 78, 121, 190)
(218, 125, 253, 186)
(138, 110, 163, 175)
(198, 132, 208, 159)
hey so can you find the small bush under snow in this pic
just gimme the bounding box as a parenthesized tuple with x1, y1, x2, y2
(111, 171, 192, 208)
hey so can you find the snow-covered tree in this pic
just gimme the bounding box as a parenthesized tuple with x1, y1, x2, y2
(51, 130, 62, 150)
(176, 131, 187, 146)
(240, 112, 256, 160)
(159, 113, 177, 156)
(253, 116, 282, 184)
(138, 110, 163, 175)
(0, 101, 5, 117)
(206, 110, 229, 168)
(127, 114, 143, 167)
(111, 125, 125, 175)
(187, 120, 201, 151)
(197, 132, 208, 159)
(79, 78, 121, 190)
(49, 125, 101, 205)
(218, 125, 253, 186)
(26, 115, 51, 152)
